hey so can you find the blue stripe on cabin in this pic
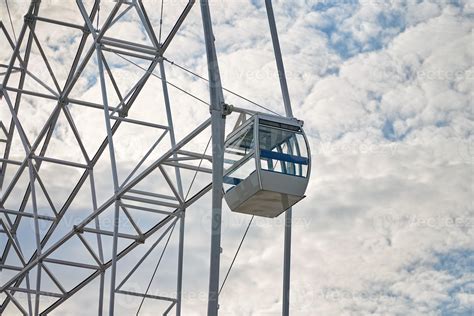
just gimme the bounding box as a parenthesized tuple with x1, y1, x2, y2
(260, 149, 309, 165)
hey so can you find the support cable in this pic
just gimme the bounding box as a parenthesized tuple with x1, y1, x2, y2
(135, 136, 211, 315)
(114, 52, 211, 107)
(5, 0, 17, 43)
(218, 215, 254, 295)
(96, 0, 100, 31)
(134, 130, 211, 314)
(136, 220, 177, 315)
(125, 50, 212, 313)
(163, 57, 282, 117)
(158, 0, 164, 44)
(115, 52, 282, 117)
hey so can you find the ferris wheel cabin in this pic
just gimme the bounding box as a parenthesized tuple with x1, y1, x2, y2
(223, 113, 311, 218)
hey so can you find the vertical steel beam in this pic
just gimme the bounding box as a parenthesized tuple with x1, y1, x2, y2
(2, 89, 44, 316)
(265, 0, 293, 118)
(96, 48, 121, 316)
(0, 4, 41, 285)
(175, 211, 185, 316)
(76, 2, 122, 314)
(158, 59, 186, 316)
(89, 170, 105, 316)
(200, 1, 227, 315)
(159, 60, 184, 198)
(264, 1, 294, 315)
(0, 5, 101, 299)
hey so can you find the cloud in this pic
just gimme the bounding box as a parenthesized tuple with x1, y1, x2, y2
(0, 0, 473, 315)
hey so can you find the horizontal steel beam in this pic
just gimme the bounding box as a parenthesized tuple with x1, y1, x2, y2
(0, 264, 23, 271)
(120, 202, 177, 216)
(110, 115, 169, 130)
(43, 258, 99, 270)
(81, 228, 139, 241)
(101, 37, 157, 56)
(116, 290, 176, 303)
(163, 161, 212, 174)
(35, 16, 85, 30)
(177, 149, 213, 161)
(121, 195, 180, 209)
(0, 158, 23, 166)
(0, 208, 56, 221)
(101, 46, 155, 61)
(128, 189, 177, 201)
(30, 155, 90, 169)
(7, 287, 63, 298)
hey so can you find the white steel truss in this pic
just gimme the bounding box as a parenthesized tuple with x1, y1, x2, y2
(0, 1, 297, 315)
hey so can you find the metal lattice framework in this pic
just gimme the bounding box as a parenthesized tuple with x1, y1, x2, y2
(0, 1, 297, 315)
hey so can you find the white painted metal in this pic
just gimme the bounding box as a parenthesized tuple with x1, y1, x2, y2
(223, 114, 310, 218)
(0, 1, 308, 315)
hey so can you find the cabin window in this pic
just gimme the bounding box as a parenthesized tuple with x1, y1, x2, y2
(223, 124, 256, 192)
(258, 124, 309, 177)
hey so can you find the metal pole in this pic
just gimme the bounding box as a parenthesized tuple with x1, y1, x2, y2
(200, 1, 227, 315)
(76, 2, 122, 314)
(158, 59, 186, 316)
(3, 90, 43, 316)
(89, 171, 105, 316)
(264, 1, 294, 315)
(265, 0, 293, 117)
(94, 27, 121, 316)
(176, 212, 185, 316)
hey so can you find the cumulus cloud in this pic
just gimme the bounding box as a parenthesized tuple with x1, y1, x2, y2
(0, 0, 472, 315)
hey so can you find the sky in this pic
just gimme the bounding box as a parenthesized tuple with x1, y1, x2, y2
(0, 0, 473, 315)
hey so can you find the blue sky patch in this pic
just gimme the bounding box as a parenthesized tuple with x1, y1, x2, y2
(434, 249, 474, 315)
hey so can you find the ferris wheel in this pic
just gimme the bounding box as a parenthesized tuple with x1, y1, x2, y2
(0, 1, 311, 315)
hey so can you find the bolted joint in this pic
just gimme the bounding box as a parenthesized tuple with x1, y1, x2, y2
(82, 26, 91, 35)
(179, 209, 186, 218)
(222, 103, 233, 117)
(119, 111, 128, 118)
(98, 264, 106, 273)
(73, 225, 84, 234)
(24, 14, 35, 26)
(136, 234, 145, 244)
(209, 103, 233, 117)
(58, 98, 68, 107)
